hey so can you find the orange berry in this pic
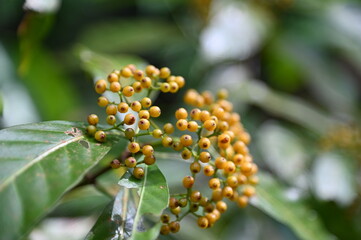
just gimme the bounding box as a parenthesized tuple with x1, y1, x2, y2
(149, 106, 161, 117)
(138, 110, 150, 119)
(197, 217, 209, 229)
(175, 108, 188, 119)
(216, 201, 227, 213)
(174, 76, 185, 88)
(130, 101, 142, 112)
(140, 77, 152, 88)
(133, 167, 144, 179)
(209, 178, 221, 189)
(121, 67, 133, 78)
(222, 186, 234, 198)
(203, 165, 215, 176)
(118, 102, 129, 113)
(190, 108, 201, 120)
(224, 161, 236, 174)
(176, 119, 188, 131)
(190, 190, 202, 202)
(203, 120, 217, 131)
(110, 82, 121, 92)
(237, 196, 249, 208)
(97, 96, 109, 107)
(128, 142, 140, 153)
(198, 137, 211, 149)
(107, 72, 119, 82)
(199, 152, 211, 163)
(181, 149, 192, 160)
(159, 67, 171, 78)
(163, 123, 174, 134)
(144, 155, 156, 165)
(180, 134, 193, 147)
(182, 176, 194, 188)
(226, 176, 238, 188)
(95, 79, 107, 94)
(106, 104, 117, 115)
(200, 110, 211, 122)
(187, 121, 199, 132)
(243, 186, 256, 197)
(138, 119, 150, 130)
(162, 136, 173, 147)
(212, 188, 223, 201)
(122, 86, 135, 97)
(124, 113, 136, 125)
(133, 69, 144, 81)
(190, 161, 201, 174)
(132, 82, 142, 93)
(141, 97, 152, 108)
(87, 114, 99, 125)
(215, 157, 227, 169)
(169, 82, 179, 93)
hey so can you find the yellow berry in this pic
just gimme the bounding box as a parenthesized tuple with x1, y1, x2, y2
(174, 76, 185, 88)
(200, 110, 211, 122)
(87, 114, 99, 125)
(222, 186, 234, 198)
(106, 115, 116, 125)
(212, 189, 223, 202)
(161, 214, 170, 223)
(190, 161, 201, 173)
(118, 102, 129, 113)
(169, 81, 179, 93)
(145, 65, 157, 77)
(124, 113, 136, 125)
(94, 130, 106, 142)
(209, 178, 221, 189)
(203, 165, 215, 176)
(199, 152, 211, 163)
(197, 217, 209, 229)
(160, 225, 170, 235)
(95, 79, 107, 94)
(149, 106, 161, 118)
(144, 155, 156, 165)
(216, 201, 227, 213)
(162, 136, 173, 147)
(106, 104, 117, 115)
(121, 67, 133, 78)
(107, 72, 119, 82)
(122, 86, 135, 97)
(226, 176, 238, 188)
(243, 186, 256, 197)
(217, 89, 228, 99)
(182, 176, 194, 188)
(237, 196, 249, 208)
(130, 101, 142, 112)
(159, 67, 171, 78)
(175, 108, 188, 119)
(133, 69, 144, 81)
(97, 96, 109, 107)
(248, 175, 259, 185)
(198, 137, 211, 149)
(138, 110, 150, 119)
(202, 91, 213, 105)
(176, 119, 188, 131)
(181, 149, 192, 160)
(163, 123, 174, 134)
(203, 119, 217, 131)
(187, 121, 199, 132)
(190, 190, 202, 202)
(140, 77, 152, 88)
(215, 157, 227, 169)
(141, 97, 152, 108)
(132, 81, 143, 93)
(125, 157, 137, 168)
(172, 141, 184, 151)
(190, 108, 201, 120)
(160, 82, 170, 92)
(86, 125, 97, 136)
(180, 134, 193, 147)
(152, 129, 163, 138)
(128, 142, 140, 153)
(133, 167, 144, 179)
(138, 119, 150, 130)
(110, 82, 121, 92)
(224, 161, 236, 174)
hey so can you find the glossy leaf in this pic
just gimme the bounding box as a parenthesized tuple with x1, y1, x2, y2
(251, 173, 334, 240)
(0, 121, 123, 239)
(87, 164, 169, 240)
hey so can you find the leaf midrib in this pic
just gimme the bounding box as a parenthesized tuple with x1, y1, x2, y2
(0, 135, 84, 192)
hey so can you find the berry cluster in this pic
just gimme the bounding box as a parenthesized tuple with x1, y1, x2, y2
(86, 64, 184, 178)
(159, 89, 258, 234)
(85, 64, 258, 235)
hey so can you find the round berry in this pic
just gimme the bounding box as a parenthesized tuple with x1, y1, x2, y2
(200, 110, 211, 122)
(182, 176, 194, 188)
(144, 155, 156, 165)
(190, 161, 201, 174)
(160, 225, 170, 235)
(217, 88, 228, 99)
(203, 165, 215, 176)
(176, 119, 188, 131)
(237, 196, 249, 208)
(209, 178, 221, 189)
(215, 157, 227, 169)
(132, 81, 142, 93)
(180, 134, 193, 147)
(152, 129, 163, 138)
(248, 175, 259, 185)
(140, 77, 152, 88)
(212, 188, 223, 202)
(181, 149, 192, 160)
(95, 130, 106, 142)
(199, 152, 211, 163)
(168, 221, 180, 233)
(138, 110, 150, 119)
(190, 108, 201, 120)
(133, 167, 144, 179)
(172, 141, 184, 151)
(106, 115, 116, 125)
(162, 136, 173, 147)
(110, 159, 121, 169)
(174, 76, 185, 88)
(122, 86, 135, 97)
(125, 157, 137, 168)
(118, 102, 129, 113)
(107, 72, 119, 82)
(141, 97, 152, 108)
(159, 67, 171, 78)
(197, 217, 209, 229)
(216, 201, 227, 213)
(161, 214, 170, 223)
(198, 137, 211, 149)
(160, 83, 170, 92)
(178, 198, 188, 208)
(106, 104, 118, 115)
(128, 142, 140, 153)
(169, 197, 179, 209)
(86, 125, 97, 136)
(130, 101, 142, 112)
(190, 190, 202, 202)
(222, 186, 234, 198)
(145, 65, 157, 77)
(187, 121, 199, 132)
(243, 186, 256, 197)
(175, 108, 188, 120)
(133, 70, 144, 81)
(226, 175, 239, 188)
(110, 82, 121, 92)
(124, 113, 136, 125)
(203, 120, 217, 131)
(169, 82, 179, 93)
(97, 96, 109, 107)
(149, 106, 161, 118)
(121, 67, 133, 78)
(124, 128, 135, 139)
(87, 114, 99, 125)
(142, 145, 154, 156)
(163, 123, 174, 134)
(95, 79, 107, 94)
(170, 206, 181, 215)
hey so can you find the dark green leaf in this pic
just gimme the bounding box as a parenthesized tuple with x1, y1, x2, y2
(252, 172, 334, 240)
(0, 121, 123, 239)
(87, 164, 169, 240)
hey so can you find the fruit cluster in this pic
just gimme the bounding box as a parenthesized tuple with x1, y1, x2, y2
(85, 64, 258, 235)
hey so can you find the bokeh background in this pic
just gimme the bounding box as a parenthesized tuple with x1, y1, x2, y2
(1, 0, 361, 239)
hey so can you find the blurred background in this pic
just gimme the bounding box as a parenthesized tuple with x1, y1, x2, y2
(1, 0, 361, 239)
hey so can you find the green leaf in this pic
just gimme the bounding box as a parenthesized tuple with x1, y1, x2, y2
(0, 121, 123, 239)
(87, 164, 169, 240)
(252, 173, 334, 240)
